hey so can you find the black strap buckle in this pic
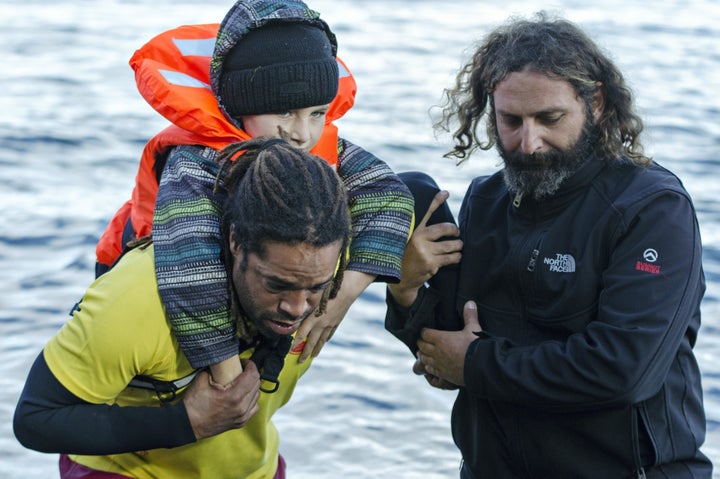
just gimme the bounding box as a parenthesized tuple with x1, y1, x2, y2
(128, 370, 200, 404)
(250, 335, 292, 394)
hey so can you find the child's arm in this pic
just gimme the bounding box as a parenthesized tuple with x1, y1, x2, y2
(209, 357, 244, 386)
(337, 139, 414, 284)
(293, 270, 374, 362)
(292, 139, 414, 361)
(153, 145, 242, 385)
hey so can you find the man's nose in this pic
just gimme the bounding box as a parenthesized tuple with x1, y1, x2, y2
(520, 122, 543, 155)
(278, 291, 310, 320)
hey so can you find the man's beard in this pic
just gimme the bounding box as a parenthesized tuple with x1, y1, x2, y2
(237, 290, 314, 342)
(498, 117, 598, 200)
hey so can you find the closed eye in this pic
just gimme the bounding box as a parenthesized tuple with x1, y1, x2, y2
(499, 114, 522, 127)
(308, 281, 332, 293)
(538, 113, 563, 125)
(265, 278, 332, 294)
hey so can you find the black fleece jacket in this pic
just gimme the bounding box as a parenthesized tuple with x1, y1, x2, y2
(387, 159, 711, 478)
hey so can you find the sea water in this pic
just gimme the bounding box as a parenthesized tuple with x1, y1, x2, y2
(2, 0, 719, 477)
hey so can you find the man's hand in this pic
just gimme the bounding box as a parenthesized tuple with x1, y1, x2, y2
(416, 301, 481, 386)
(388, 190, 462, 308)
(183, 360, 261, 440)
(412, 357, 460, 390)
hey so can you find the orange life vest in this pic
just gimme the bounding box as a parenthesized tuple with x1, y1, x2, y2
(96, 23, 357, 267)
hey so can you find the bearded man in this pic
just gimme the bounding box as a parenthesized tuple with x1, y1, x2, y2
(386, 12, 712, 479)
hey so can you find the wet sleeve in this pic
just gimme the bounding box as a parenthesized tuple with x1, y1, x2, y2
(336, 138, 414, 283)
(384, 171, 463, 354)
(153, 146, 237, 369)
(385, 286, 443, 355)
(13, 353, 195, 455)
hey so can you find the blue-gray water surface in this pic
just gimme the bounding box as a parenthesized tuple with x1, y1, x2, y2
(2, 1, 719, 477)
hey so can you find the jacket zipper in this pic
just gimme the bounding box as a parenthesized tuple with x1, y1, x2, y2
(513, 191, 523, 208)
(631, 406, 647, 479)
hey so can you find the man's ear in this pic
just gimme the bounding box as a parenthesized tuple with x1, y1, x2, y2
(591, 82, 605, 122)
(229, 229, 241, 256)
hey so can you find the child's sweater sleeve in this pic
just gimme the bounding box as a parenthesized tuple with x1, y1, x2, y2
(152, 140, 413, 368)
(337, 138, 414, 283)
(153, 145, 237, 369)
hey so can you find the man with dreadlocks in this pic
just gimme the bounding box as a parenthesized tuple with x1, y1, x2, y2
(385, 12, 712, 478)
(14, 138, 351, 479)
(94, 0, 413, 387)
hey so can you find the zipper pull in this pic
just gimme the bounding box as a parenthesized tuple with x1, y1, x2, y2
(512, 191, 523, 208)
(527, 249, 539, 272)
(636, 468, 646, 479)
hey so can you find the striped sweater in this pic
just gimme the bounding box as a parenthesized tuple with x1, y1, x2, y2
(153, 138, 413, 367)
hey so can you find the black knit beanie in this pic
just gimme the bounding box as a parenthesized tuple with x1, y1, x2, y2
(220, 22, 339, 117)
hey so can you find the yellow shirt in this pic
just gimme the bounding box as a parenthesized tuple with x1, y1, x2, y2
(44, 244, 312, 479)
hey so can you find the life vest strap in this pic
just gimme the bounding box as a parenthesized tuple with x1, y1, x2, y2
(125, 334, 292, 401)
(128, 370, 201, 403)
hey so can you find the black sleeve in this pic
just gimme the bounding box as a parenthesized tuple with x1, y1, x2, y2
(386, 285, 462, 356)
(384, 172, 463, 355)
(13, 352, 196, 455)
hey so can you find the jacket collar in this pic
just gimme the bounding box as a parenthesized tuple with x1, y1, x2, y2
(512, 155, 607, 221)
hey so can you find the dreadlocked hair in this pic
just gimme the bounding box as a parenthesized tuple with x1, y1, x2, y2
(214, 137, 351, 317)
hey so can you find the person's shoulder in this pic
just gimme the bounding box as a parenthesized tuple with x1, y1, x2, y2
(640, 161, 685, 184)
(600, 160, 695, 213)
(620, 160, 689, 196)
(88, 244, 167, 337)
(166, 145, 220, 169)
(96, 244, 158, 296)
(337, 136, 371, 158)
(159, 145, 221, 189)
(467, 171, 506, 196)
(336, 136, 394, 173)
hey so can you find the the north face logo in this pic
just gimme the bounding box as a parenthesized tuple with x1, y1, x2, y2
(544, 254, 576, 273)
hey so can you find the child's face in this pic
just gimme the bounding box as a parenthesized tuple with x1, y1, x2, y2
(241, 104, 330, 152)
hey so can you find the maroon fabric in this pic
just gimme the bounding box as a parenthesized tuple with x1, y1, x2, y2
(59, 453, 287, 478)
(59, 455, 132, 479)
(274, 454, 287, 479)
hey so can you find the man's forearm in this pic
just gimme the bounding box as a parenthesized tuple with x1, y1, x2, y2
(14, 353, 195, 455)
